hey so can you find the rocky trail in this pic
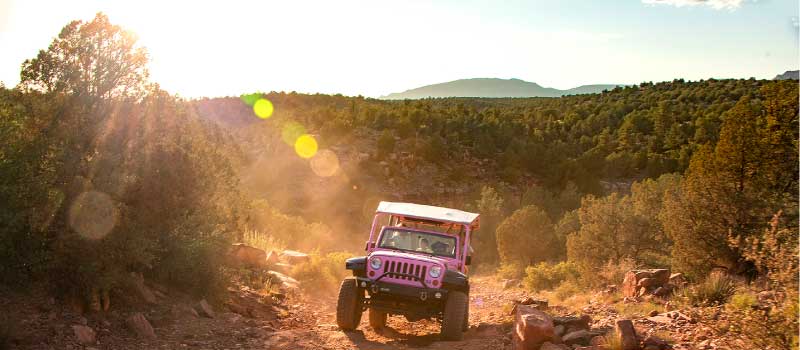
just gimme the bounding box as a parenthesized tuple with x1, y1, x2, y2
(269, 275, 519, 350)
(1, 264, 755, 350)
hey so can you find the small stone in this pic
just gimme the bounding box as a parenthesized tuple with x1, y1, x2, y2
(126, 312, 156, 339)
(196, 299, 215, 318)
(72, 325, 96, 344)
(648, 310, 659, 317)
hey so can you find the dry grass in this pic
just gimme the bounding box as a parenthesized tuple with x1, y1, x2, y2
(242, 229, 285, 254)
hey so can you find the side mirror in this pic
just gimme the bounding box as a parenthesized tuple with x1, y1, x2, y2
(465, 256, 472, 266)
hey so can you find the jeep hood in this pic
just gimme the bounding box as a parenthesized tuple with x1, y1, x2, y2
(368, 250, 450, 266)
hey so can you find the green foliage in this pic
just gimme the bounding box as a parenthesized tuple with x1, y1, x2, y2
(474, 186, 503, 265)
(1, 15, 244, 299)
(497, 263, 524, 280)
(290, 251, 352, 295)
(680, 274, 737, 306)
(567, 173, 676, 282)
(553, 280, 581, 301)
(496, 205, 555, 267)
(20, 12, 149, 101)
(728, 291, 758, 311)
(663, 82, 798, 278)
(523, 261, 579, 291)
(376, 129, 395, 157)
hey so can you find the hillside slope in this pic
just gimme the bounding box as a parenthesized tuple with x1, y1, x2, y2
(381, 78, 621, 99)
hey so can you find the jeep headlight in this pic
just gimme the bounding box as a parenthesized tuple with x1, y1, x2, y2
(429, 265, 442, 278)
(370, 257, 382, 270)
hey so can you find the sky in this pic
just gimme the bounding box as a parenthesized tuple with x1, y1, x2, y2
(0, 0, 797, 98)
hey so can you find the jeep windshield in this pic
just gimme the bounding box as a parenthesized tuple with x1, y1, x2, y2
(377, 228, 457, 258)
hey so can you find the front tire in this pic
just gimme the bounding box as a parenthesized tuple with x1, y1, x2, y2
(462, 293, 470, 331)
(336, 278, 363, 330)
(368, 309, 387, 330)
(441, 291, 467, 341)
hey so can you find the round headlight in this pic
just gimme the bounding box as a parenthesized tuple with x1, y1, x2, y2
(429, 265, 442, 278)
(370, 257, 382, 270)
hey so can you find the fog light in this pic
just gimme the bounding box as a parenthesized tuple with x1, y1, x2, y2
(369, 271, 375, 277)
(360, 281, 367, 287)
(435, 292, 442, 299)
(432, 280, 439, 287)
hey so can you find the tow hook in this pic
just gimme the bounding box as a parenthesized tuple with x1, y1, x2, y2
(371, 284, 379, 294)
(420, 291, 428, 301)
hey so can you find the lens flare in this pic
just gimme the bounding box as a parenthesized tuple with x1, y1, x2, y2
(253, 98, 274, 119)
(281, 121, 307, 146)
(294, 134, 318, 159)
(69, 191, 119, 240)
(310, 149, 340, 177)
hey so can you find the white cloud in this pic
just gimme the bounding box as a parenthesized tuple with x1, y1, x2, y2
(642, 0, 745, 10)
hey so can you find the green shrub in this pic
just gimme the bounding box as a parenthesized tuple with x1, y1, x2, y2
(524, 261, 579, 291)
(553, 280, 581, 301)
(681, 273, 736, 306)
(497, 263, 524, 280)
(291, 251, 352, 295)
(728, 291, 758, 311)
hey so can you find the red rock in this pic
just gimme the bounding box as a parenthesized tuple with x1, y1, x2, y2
(72, 325, 96, 344)
(228, 243, 268, 269)
(614, 319, 638, 350)
(126, 312, 156, 339)
(196, 299, 215, 318)
(280, 250, 310, 265)
(265, 250, 279, 265)
(540, 342, 570, 350)
(512, 304, 554, 350)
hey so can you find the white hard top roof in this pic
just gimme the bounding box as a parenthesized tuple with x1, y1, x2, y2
(376, 201, 480, 228)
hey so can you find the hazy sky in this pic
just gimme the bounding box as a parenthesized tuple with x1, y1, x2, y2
(0, 0, 797, 97)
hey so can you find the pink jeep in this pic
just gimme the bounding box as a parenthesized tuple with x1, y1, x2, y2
(336, 201, 479, 340)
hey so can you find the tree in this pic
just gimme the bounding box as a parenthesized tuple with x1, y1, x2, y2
(496, 205, 555, 267)
(20, 12, 149, 102)
(474, 186, 503, 264)
(663, 84, 798, 278)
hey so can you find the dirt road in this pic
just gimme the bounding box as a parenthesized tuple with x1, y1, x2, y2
(265, 276, 521, 350)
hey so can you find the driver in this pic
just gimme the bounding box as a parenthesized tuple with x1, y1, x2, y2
(417, 238, 431, 252)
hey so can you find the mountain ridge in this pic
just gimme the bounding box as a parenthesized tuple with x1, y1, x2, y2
(381, 78, 622, 99)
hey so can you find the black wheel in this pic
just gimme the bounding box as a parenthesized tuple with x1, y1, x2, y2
(368, 309, 387, 330)
(441, 291, 467, 340)
(462, 293, 469, 331)
(336, 278, 363, 330)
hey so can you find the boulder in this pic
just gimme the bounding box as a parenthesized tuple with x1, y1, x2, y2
(265, 250, 280, 265)
(228, 243, 268, 269)
(130, 272, 157, 304)
(614, 319, 638, 350)
(503, 279, 520, 289)
(643, 335, 670, 350)
(280, 250, 310, 265)
(562, 329, 597, 346)
(669, 273, 686, 286)
(126, 312, 156, 339)
(540, 342, 570, 350)
(267, 271, 301, 291)
(171, 304, 199, 319)
(622, 269, 671, 297)
(196, 299, 215, 318)
(72, 325, 96, 344)
(512, 304, 554, 350)
(553, 314, 591, 331)
(271, 262, 294, 274)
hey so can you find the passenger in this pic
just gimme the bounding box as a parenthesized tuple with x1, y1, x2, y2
(431, 241, 448, 255)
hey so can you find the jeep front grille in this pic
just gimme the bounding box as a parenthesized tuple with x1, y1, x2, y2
(383, 260, 427, 281)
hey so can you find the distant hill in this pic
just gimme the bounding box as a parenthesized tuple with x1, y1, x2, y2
(381, 78, 622, 99)
(774, 70, 799, 80)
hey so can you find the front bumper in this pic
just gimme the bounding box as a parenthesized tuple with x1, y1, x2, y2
(355, 276, 449, 302)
